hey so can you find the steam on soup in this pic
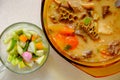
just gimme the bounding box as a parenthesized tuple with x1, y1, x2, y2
(46, 0, 120, 62)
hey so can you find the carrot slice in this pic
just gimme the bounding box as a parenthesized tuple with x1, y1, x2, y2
(65, 35, 78, 49)
(54, 33, 78, 50)
(35, 42, 43, 50)
(19, 35, 28, 42)
(31, 35, 37, 41)
(59, 26, 74, 35)
(54, 33, 65, 42)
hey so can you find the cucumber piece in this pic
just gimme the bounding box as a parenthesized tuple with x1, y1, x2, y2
(12, 32, 19, 40)
(28, 41, 36, 53)
(24, 32, 31, 40)
(19, 41, 26, 48)
(23, 29, 31, 39)
(7, 54, 18, 66)
(7, 38, 17, 52)
(4, 36, 12, 44)
(16, 29, 23, 35)
(11, 58, 19, 66)
(17, 43, 23, 55)
(25, 61, 34, 68)
(29, 30, 38, 36)
(35, 37, 42, 42)
(9, 46, 17, 55)
(7, 55, 13, 62)
(35, 50, 44, 57)
(35, 55, 45, 64)
(18, 61, 26, 69)
(27, 45, 32, 53)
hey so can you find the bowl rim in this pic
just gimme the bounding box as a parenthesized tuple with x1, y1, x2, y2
(41, 0, 120, 67)
(0, 22, 50, 74)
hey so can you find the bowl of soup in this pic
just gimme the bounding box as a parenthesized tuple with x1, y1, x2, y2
(41, 0, 120, 67)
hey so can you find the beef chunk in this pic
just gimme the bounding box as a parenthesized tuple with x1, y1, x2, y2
(107, 40, 120, 56)
(115, 0, 120, 8)
(102, 6, 111, 18)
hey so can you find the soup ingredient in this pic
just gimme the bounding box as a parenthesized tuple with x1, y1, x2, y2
(82, 50, 92, 58)
(99, 41, 120, 59)
(84, 17, 92, 26)
(53, 26, 79, 50)
(107, 40, 120, 56)
(57, 6, 78, 23)
(74, 29, 87, 42)
(98, 22, 113, 35)
(79, 22, 99, 40)
(102, 6, 111, 18)
(81, 2, 94, 9)
(84, 0, 92, 2)
(50, 0, 100, 41)
(4, 29, 46, 69)
(115, 0, 120, 8)
(55, 0, 83, 12)
(64, 36, 78, 49)
(22, 52, 32, 62)
(64, 45, 72, 51)
(59, 26, 74, 35)
(55, 33, 78, 50)
(54, 0, 69, 7)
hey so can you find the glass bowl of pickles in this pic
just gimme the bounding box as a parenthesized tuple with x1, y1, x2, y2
(0, 22, 50, 74)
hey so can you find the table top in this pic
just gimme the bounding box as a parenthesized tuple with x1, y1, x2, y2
(0, 0, 120, 80)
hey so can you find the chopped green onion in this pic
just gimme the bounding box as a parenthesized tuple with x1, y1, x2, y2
(64, 45, 72, 51)
(84, 17, 92, 26)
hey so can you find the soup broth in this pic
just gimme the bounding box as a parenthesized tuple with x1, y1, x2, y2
(46, 0, 120, 62)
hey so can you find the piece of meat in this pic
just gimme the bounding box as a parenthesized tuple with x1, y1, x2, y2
(74, 29, 87, 42)
(57, 6, 78, 23)
(83, 0, 92, 2)
(80, 22, 100, 41)
(81, 2, 95, 9)
(79, 12, 87, 19)
(67, 1, 84, 13)
(107, 40, 120, 56)
(50, 16, 59, 23)
(102, 6, 112, 18)
(98, 22, 113, 35)
(115, 0, 120, 8)
(54, 0, 85, 12)
(82, 50, 93, 58)
(90, 11, 99, 20)
(54, 0, 69, 8)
